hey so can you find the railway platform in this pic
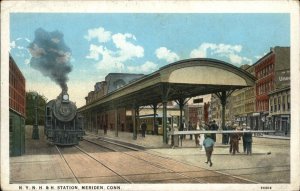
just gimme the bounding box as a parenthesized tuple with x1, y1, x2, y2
(8, 125, 290, 186)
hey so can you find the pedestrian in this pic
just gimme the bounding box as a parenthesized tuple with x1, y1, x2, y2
(188, 121, 193, 140)
(203, 134, 215, 167)
(224, 122, 231, 145)
(198, 121, 205, 151)
(104, 124, 107, 135)
(179, 122, 184, 146)
(210, 120, 218, 142)
(195, 121, 200, 146)
(241, 123, 247, 153)
(230, 124, 240, 155)
(154, 122, 159, 135)
(243, 126, 253, 155)
(141, 121, 147, 137)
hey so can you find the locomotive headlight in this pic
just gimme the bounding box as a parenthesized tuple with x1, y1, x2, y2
(63, 94, 69, 101)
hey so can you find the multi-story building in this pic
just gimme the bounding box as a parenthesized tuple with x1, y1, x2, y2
(185, 95, 211, 127)
(230, 64, 256, 128)
(210, 94, 222, 126)
(268, 87, 290, 135)
(254, 46, 290, 130)
(9, 55, 26, 156)
(85, 73, 143, 104)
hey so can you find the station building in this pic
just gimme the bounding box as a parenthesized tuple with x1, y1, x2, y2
(79, 58, 255, 143)
(9, 55, 26, 156)
(84, 73, 181, 135)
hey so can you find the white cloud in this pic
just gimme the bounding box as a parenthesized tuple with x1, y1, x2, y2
(127, 61, 158, 73)
(155, 47, 180, 63)
(112, 33, 144, 61)
(190, 43, 252, 65)
(84, 27, 112, 43)
(85, 28, 145, 73)
(24, 59, 30, 65)
(9, 41, 16, 51)
(255, 52, 268, 60)
(86, 44, 104, 60)
(10, 38, 31, 54)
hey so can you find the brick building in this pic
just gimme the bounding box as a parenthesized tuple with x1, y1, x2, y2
(9, 55, 26, 156)
(254, 46, 290, 130)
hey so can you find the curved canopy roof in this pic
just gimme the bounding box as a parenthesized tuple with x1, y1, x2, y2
(78, 58, 256, 112)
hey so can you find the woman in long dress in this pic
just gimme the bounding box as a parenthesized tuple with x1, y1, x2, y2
(199, 121, 206, 151)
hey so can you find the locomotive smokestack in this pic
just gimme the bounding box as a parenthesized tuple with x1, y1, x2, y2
(28, 28, 72, 91)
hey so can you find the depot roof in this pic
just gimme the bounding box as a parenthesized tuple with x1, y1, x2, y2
(78, 58, 256, 112)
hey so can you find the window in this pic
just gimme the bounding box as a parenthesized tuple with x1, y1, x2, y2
(287, 95, 290, 110)
(270, 105, 273, 113)
(274, 97, 277, 112)
(282, 95, 286, 111)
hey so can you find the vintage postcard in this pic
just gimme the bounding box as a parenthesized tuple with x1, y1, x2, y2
(1, 1, 299, 191)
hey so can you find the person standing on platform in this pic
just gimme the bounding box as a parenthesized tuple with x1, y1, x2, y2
(154, 122, 159, 135)
(203, 134, 215, 167)
(179, 122, 184, 146)
(188, 121, 193, 140)
(210, 120, 218, 142)
(230, 124, 240, 155)
(141, 121, 147, 138)
(241, 123, 247, 153)
(244, 126, 253, 155)
(195, 121, 200, 146)
(198, 121, 206, 151)
(222, 122, 228, 145)
(104, 124, 107, 135)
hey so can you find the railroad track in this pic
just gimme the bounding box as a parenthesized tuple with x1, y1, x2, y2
(55, 137, 288, 183)
(55, 142, 132, 183)
(80, 138, 254, 183)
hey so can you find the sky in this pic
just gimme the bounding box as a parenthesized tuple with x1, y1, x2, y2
(9, 13, 290, 107)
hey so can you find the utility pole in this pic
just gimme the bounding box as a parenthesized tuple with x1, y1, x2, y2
(32, 92, 39, 139)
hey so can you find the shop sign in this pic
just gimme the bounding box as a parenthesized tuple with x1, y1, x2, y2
(275, 70, 290, 89)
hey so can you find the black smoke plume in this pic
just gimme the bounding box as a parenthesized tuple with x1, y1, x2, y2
(28, 28, 72, 91)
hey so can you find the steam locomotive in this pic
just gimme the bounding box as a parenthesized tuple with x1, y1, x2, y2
(44, 91, 84, 145)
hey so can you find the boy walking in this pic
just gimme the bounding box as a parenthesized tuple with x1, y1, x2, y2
(203, 134, 215, 167)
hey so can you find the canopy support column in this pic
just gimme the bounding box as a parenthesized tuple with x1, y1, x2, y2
(152, 103, 158, 135)
(161, 84, 170, 144)
(132, 105, 139, 140)
(215, 90, 234, 130)
(114, 108, 118, 137)
(175, 98, 190, 129)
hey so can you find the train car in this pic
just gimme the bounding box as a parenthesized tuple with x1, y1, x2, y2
(138, 114, 173, 135)
(44, 91, 84, 145)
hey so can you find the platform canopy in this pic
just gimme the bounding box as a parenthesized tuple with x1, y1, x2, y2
(78, 58, 256, 112)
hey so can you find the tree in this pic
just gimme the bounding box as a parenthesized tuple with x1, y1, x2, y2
(25, 91, 48, 125)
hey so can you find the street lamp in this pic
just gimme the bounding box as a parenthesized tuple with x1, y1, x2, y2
(32, 92, 39, 139)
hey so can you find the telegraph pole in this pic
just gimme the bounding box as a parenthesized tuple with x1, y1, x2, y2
(32, 92, 39, 139)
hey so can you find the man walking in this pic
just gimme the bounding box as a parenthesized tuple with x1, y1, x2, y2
(203, 134, 215, 167)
